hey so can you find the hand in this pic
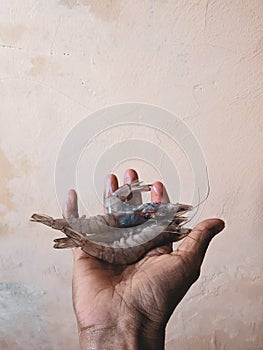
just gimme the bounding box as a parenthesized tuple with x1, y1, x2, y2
(63, 169, 225, 350)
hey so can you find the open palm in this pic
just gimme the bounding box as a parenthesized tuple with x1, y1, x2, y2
(64, 169, 224, 349)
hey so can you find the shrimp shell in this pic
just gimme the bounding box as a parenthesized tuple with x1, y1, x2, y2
(30, 182, 192, 265)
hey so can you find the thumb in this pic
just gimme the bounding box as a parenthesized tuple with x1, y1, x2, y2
(173, 218, 225, 263)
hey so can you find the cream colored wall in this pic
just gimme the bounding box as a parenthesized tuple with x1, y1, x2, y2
(0, 1, 262, 349)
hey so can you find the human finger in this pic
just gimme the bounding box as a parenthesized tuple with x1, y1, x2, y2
(103, 173, 118, 213)
(151, 181, 170, 203)
(63, 189, 79, 219)
(62, 190, 88, 259)
(145, 181, 172, 256)
(124, 168, 142, 205)
(173, 218, 225, 265)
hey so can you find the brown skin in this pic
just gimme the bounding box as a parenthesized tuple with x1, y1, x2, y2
(63, 169, 225, 350)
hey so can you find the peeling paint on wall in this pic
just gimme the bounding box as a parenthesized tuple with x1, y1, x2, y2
(0, 24, 27, 44)
(0, 150, 16, 217)
(59, 0, 121, 21)
(29, 56, 48, 76)
(0, 283, 48, 349)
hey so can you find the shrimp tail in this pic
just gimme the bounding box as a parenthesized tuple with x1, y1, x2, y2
(53, 226, 87, 249)
(31, 213, 54, 227)
(31, 213, 69, 230)
(61, 226, 86, 244)
(53, 237, 78, 249)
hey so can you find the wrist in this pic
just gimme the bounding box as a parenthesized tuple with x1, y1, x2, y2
(78, 321, 165, 350)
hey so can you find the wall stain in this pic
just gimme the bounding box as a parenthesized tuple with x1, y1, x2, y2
(0, 150, 15, 218)
(28, 56, 47, 77)
(0, 282, 51, 349)
(17, 155, 36, 174)
(0, 24, 27, 44)
(0, 150, 36, 219)
(59, 0, 121, 21)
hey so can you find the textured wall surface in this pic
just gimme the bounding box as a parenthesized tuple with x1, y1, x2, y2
(0, 1, 262, 349)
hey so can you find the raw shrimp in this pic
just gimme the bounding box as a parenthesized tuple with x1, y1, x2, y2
(30, 181, 193, 265)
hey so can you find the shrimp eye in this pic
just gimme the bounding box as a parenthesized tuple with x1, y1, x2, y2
(144, 212, 155, 220)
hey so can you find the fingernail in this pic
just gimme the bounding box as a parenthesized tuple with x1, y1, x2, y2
(153, 184, 163, 194)
(125, 173, 131, 184)
(67, 191, 74, 203)
(105, 177, 112, 197)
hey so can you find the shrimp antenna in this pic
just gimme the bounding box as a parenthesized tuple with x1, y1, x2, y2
(182, 166, 210, 226)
